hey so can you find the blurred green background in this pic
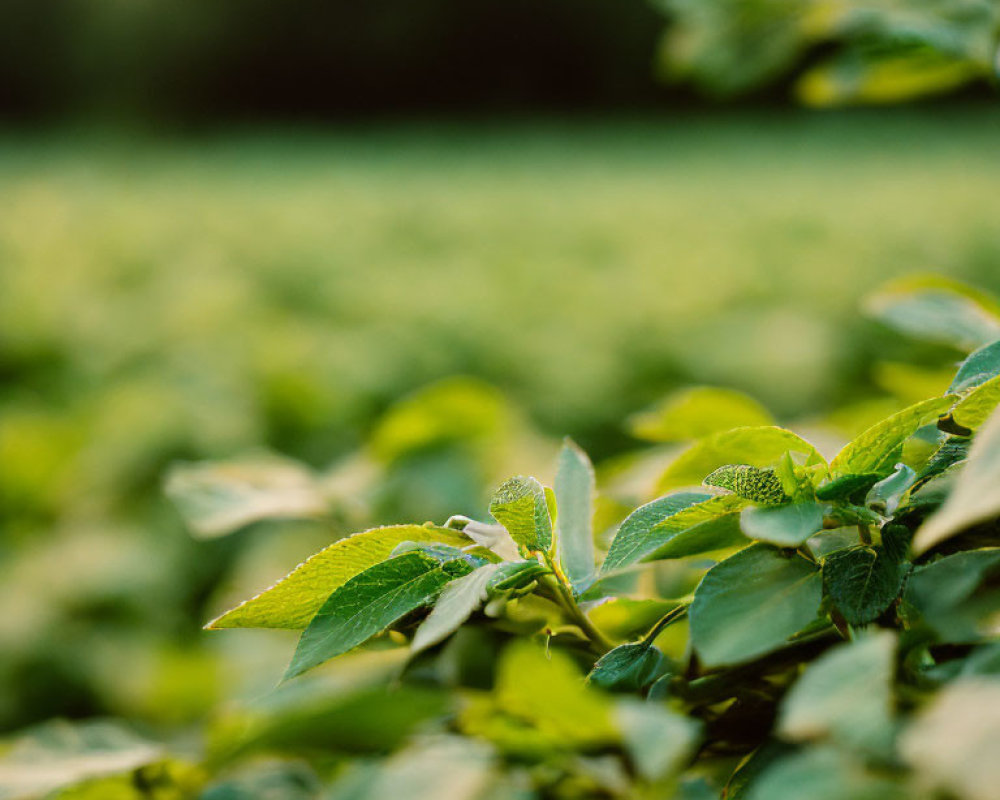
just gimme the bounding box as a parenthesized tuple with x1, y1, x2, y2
(0, 0, 998, 788)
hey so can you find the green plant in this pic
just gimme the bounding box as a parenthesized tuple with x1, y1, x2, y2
(199, 278, 1000, 799)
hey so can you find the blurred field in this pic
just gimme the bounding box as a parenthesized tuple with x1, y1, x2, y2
(2, 108, 1000, 731)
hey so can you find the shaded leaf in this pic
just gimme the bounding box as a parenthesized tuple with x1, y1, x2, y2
(814, 473, 881, 503)
(864, 463, 916, 517)
(949, 338, 1000, 393)
(822, 546, 906, 626)
(616, 699, 701, 782)
(411, 564, 501, 655)
(553, 439, 596, 592)
(587, 643, 669, 693)
(914, 408, 1000, 553)
(904, 548, 1000, 643)
(740, 502, 825, 547)
(207, 525, 472, 630)
(746, 745, 908, 800)
(628, 386, 772, 443)
(489, 476, 553, 554)
(778, 632, 896, 755)
(286, 552, 474, 679)
(690, 545, 823, 668)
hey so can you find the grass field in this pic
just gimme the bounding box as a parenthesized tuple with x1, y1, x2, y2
(2, 107, 1000, 730)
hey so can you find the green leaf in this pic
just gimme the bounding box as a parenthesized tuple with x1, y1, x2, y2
(952, 374, 1000, 430)
(949, 338, 1000, 393)
(814, 473, 881, 503)
(285, 552, 473, 679)
(914, 408, 1000, 553)
(207, 524, 473, 630)
(165, 455, 329, 539)
(704, 464, 788, 505)
(587, 643, 670, 693)
(690, 545, 822, 668)
(411, 563, 501, 655)
(363, 736, 495, 800)
(904, 549, 1000, 643)
(864, 463, 916, 517)
(778, 632, 896, 755)
(740, 501, 825, 547)
(830, 395, 957, 477)
(864, 275, 1000, 352)
(603, 493, 747, 572)
(489, 476, 553, 554)
(658, 426, 824, 493)
(746, 745, 908, 800)
(616, 699, 701, 782)
(628, 386, 772, 443)
(901, 679, 1000, 800)
(553, 439, 596, 592)
(822, 545, 906, 626)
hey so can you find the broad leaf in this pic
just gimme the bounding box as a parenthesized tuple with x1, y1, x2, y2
(901, 679, 1000, 800)
(864, 463, 916, 516)
(553, 439, 596, 591)
(363, 736, 495, 800)
(778, 632, 896, 755)
(952, 373, 1000, 429)
(207, 525, 472, 630)
(616, 699, 701, 782)
(822, 545, 906, 626)
(914, 407, 1000, 553)
(587, 643, 669, 693)
(863, 275, 1000, 352)
(740, 501, 825, 547)
(165, 455, 328, 538)
(657, 426, 824, 493)
(904, 549, 1000, 642)
(603, 493, 747, 572)
(628, 386, 772, 443)
(746, 745, 908, 800)
(814, 473, 881, 503)
(489, 476, 553, 554)
(285, 552, 474, 679)
(411, 563, 500, 655)
(948, 338, 1000, 393)
(830, 395, 956, 477)
(690, 545, 822, 667)
(704, 464, 788, 505)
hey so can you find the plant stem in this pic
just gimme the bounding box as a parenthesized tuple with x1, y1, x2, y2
(641, 602, 690, 647)
(540, 559, 614, 654)
(858, 524, 872, 546)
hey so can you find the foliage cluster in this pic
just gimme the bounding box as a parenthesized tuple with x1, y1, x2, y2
(5, 276, 1000, 798)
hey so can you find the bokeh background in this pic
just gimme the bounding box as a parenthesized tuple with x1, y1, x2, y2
(1, 0, 998, 789)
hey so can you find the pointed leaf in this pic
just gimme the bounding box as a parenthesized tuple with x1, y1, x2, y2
(411, 564, 501, 654)
(830, 395, 957, 477)
(207, 525, 473, 630)
(587, 643, 670, 693)
(864, 463, 916, 516)
(914, 408, 1000, 553)
(489, 476, 552, 554)
(690, 545, 822, 667)
(553, 439, 596, 591)
(740, 501, 825, 547)
(286, 552, 474, 679)
(952, 373, 1000, 429)
(822, 545, 906, 626)
(949, 338, 1000, 392)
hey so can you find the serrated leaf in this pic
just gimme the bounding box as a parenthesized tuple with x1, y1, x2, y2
(286, 552, 474, 679)
(587, 643, 670, 693)
(778, 632, 895, 755)
(628, 386, 772, 443)
(949, 338, 1000, 393)
(830, 395, 957, 477)
(704, 465, 788, 505)
(690, 545, 822, 668)
(207, 525, 473, 630)
(952, 373, 1000, 429)
(740, 501, 825, 547)
(864, 463, 916, 516)
(864, 275, 1000, 352)
(822, 545, 906, 626)
(553, 439, 596, 592)
(914, 408, 1000, 553)
(616, 699, 701, 782)
(411, 563, 501, 655)
(489, 476, 553, 554)
(658, 426, 824, 493)
(602, 493, 747, 573)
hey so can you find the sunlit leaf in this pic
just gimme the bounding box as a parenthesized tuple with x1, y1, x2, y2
(949, 338, 1000, 393)
(628, 386, 772, 443)
(553, 439, 596, 591)
(489, 476, 553, 554)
